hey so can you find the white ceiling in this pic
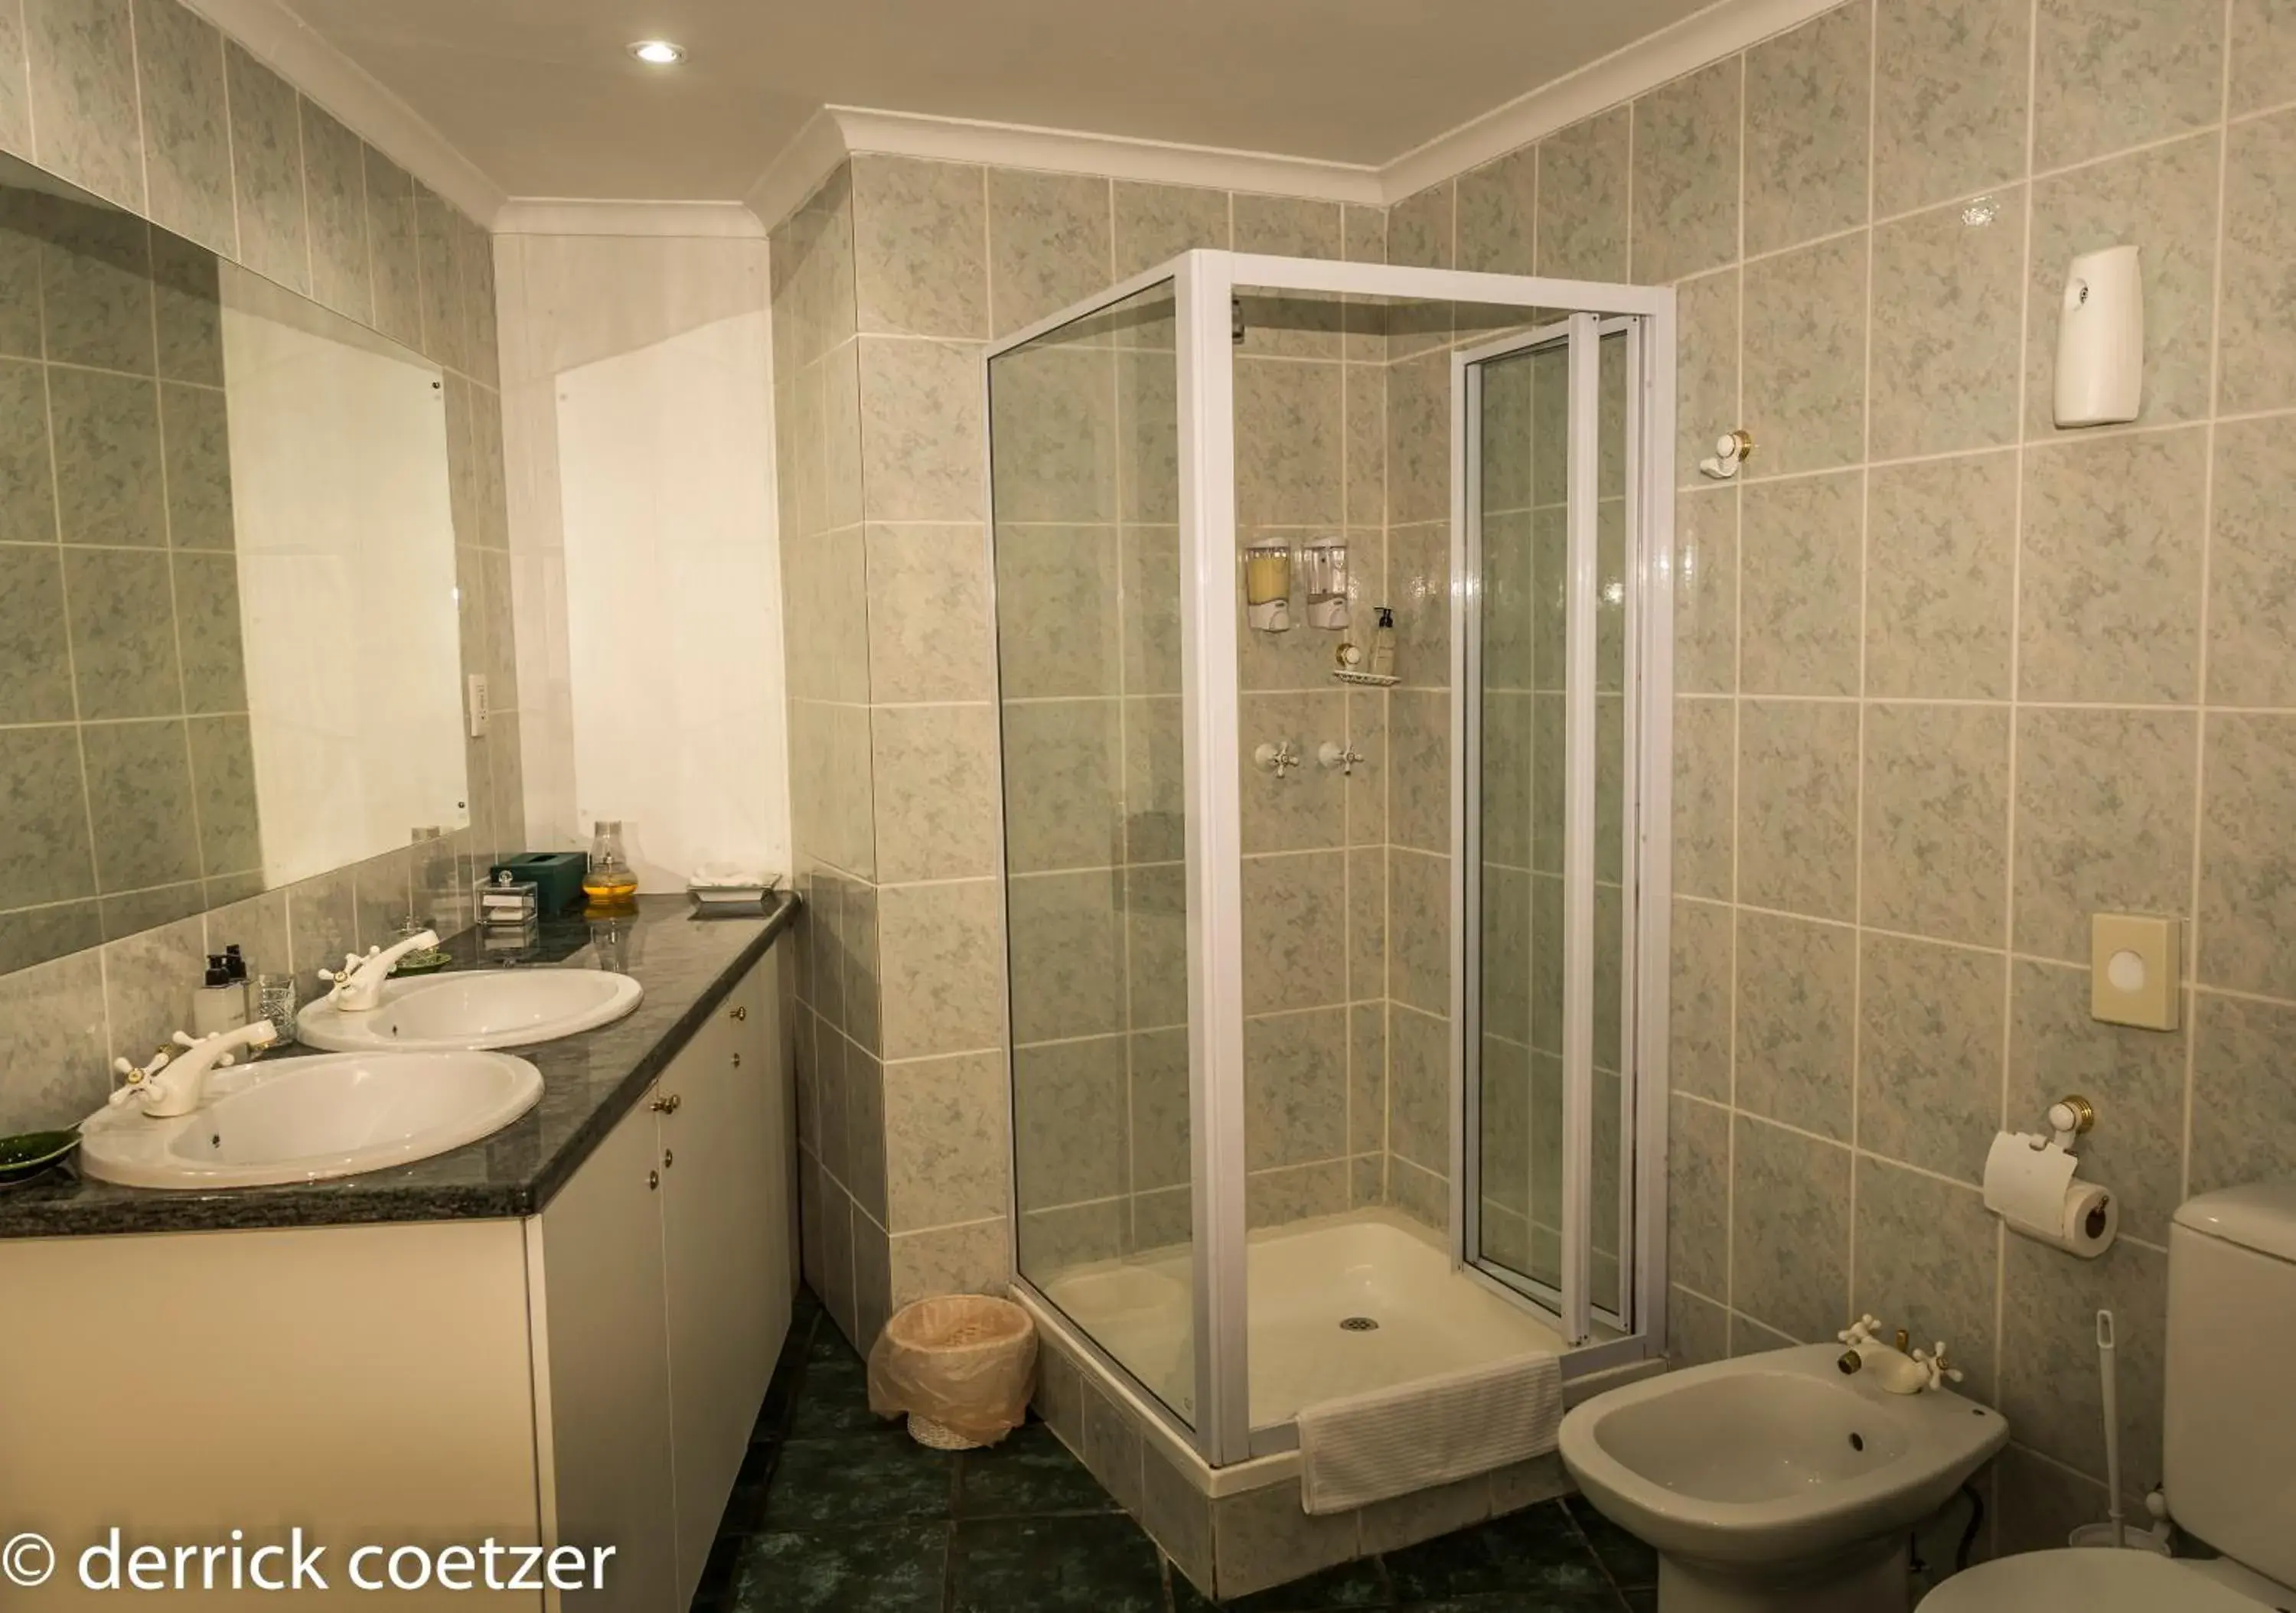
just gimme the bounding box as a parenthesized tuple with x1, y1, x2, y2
(276, 0, 1716, 203)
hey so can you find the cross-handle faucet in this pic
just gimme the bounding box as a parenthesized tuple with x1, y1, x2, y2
(111, 1020, 279, 1118)
(318, 928, 441, 1012)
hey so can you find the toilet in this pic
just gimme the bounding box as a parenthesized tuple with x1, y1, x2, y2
(1923, 1181, 2296, 1612)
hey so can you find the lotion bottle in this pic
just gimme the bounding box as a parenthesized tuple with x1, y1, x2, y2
(191, 955, 243, 1036)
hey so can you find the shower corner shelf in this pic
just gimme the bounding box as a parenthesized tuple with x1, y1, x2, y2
(1332, 670, 1400, 688)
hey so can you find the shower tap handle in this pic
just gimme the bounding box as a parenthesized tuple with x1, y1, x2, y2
(1254, 739, 1303, 777)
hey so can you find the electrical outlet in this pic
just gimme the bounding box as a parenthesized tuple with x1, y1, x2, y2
(467, 673, 491, 738)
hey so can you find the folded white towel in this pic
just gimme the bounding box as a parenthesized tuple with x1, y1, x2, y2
(1294, 1351, 1564, 1514)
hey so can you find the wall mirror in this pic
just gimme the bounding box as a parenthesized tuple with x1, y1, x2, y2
(0, 151, 468, 976)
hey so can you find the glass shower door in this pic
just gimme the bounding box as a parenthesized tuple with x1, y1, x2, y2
(1462, 314, 1639, 1343)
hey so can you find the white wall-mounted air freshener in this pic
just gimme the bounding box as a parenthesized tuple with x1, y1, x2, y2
(2054, 244, 2142, 427)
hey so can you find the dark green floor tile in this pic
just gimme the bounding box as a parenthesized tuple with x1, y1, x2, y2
(1172, 1554, 1391, 1609)
(762, 1434, 956, 1530)
(1402, 1592, 1625, 1612)
(807, 1316, 865, 1365)
(716, 1439, 781, 1537)
(1620, 1590, 1658, 1612)
(951, 1514, 1167, 1613)
(728, 1523, 947, 1612)
(1561, 1496, 1655, 1589)
(957, 1422, 1122, 1517)
(787, 1356, 901, 1439)
(690, 1530, 745, 1611)
(1382, 1503, 1611, 1604)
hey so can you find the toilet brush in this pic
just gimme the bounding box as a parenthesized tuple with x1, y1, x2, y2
(2099, 1310, 2124, 1549)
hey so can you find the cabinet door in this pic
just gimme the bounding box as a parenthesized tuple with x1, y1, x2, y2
(538, 1093, 677, 1612)
(660, 958, 788, 1602)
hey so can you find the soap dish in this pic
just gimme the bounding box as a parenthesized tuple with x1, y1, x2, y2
(1332, 670, 1400, 687)
(0, 1129, 80, 1188)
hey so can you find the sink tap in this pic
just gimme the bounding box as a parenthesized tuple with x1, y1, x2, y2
(116, 1020, 279, 1117)
(318, 929, 442, 1012)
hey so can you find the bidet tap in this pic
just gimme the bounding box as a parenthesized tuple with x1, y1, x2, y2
(318, 928, 441, 1011)
(123, 1020, 279, 1117)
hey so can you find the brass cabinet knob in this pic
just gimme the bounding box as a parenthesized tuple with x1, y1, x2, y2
(647, 1170, 659, 1191)
(730, 1051, 742, 1069)
(649, 1092, 683, 1114)
(729, 1005, 747, 1022)
(662, 1149, 674, 1168)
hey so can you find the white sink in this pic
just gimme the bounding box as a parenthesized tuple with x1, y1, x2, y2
(79, 1051, 544, 1190)
(295, 969, 643, 1052)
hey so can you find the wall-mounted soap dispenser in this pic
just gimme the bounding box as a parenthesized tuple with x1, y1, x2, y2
(2054, 244, 2142, 427)
(1301, 537, 1349, 630)
(1244, 541, 1292, 632)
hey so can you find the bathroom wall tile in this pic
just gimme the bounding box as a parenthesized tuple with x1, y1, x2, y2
(990, 340, 1115, 523)
(0, 725, 94, 906)
(1480, 1035, 1529, 1216)
(871, 703, 1000, 884)
(1630, 59, 1741, 284)
(1861, 702, 2010, 947)
(1675, 269, 1739, 500)
(1348, 1001, 1385, 1158)
(0, 949, 106, 1134)
(1669, 898, 1733, 1103)
(1731, 1115, 1851, 1344)
(1672, 697, 1734, 901)
(823, 341, 866, 529)
(1244, 1006, 1348, 1170)
(2230, 0, 2296, 113)
(2206, 416, 2296, 706)
(24, 0, 141, 207)
(1121, 694, 1183, 864)
(299, 98, 370, 324)
(1386, 1005, 1448, 1176)
(860, 336, 985, 521)
(223, 41, 307, 295)
(1234, 353, 1342, 529)
(80, 717, 197, 892)
(64, 545, 179, 718)
(1854, 1158, 2000, 1403)
(1385, 351, 1449, 526)
(988, 168, 1110, 337)
(0, 0, 27, 155)
(2024, 135, 2220, 434)
(851, 1210, 892, 1345)
(1669, 1095, 1730, 1297)
(1231, 192, 1342, 262)
(1874, 0, 2031, 216)
(1343, 686, 1387, 849)
(1213, 1478, 1361, 1601)
(1994, 1445, 2106, 1558)
(1006, 869, 1122, 1044)
(1013, 1033, 1125, 1207)
(1999, 1234, 2166, 1503)
(1536, 108, 1630, 282)
(1000, 698, 1121, 875)
(131, 0, 231, 254)
(1479, 862, 1529, 1047)
(867, 525, 990, 704)
(1737, 699, 1860, 922)
(1111, 181, 1228, 279)
(1387, 687, 1447, 855)
(1858, 934, 2004, 1183)
(364, 145, 422, 350)
(993, 523, 1117, 698)
(2197, 714, 2296, 1001)
(411, 184, 466, 375)
(1118, 523, 1182, 696)
(1384, 180, 1450, 271)
(98, 878, 202, 938)
(1386, 848, 1450, 1018)
(0, 544, 73, 722)
(1738, 471, 1861, 696)
(97, 907, 201, 1064)
(1385, 518, 1450, 684)
(1668, 1287, 1730, 1367)
(2012, 706, 2196, 963)
(161, 380, 233, 550)
(49, 367, 161, 546)
(1870, 189, 2025, 458)
(2017, 427, 2206, 703)
(1864, 451, 2017, 699)
(1238, 848, 1349, 1018)
(39, 194, 152, 373)
(2009, 959, 2188, 1243)
(1742, 233, 1867, 477)
(2189, 991, 2296, 1194)
(2033, 0, 2223, 172)
(1734, 911, 1856, 1139)
(1456, 146, 1534, 275)
(0, 359, 54, 545)
(2218, 109, 2296, 415)
(878, 877, 1004, 1061)
(1744, 4, 1870, 258)
(1128, 1025, 1189, 1191)
(1347, 846, 1385, 1004)
(187, 715, 256, 875)
(1388, 1152, 1447, 1231)
(1240, 690, 1345, 855)
(851, 155, 987, 339)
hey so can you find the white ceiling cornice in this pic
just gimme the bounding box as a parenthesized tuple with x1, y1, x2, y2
(1381, 0, 1841, 199)
(743, 107, 851, 237)
(492, 199, 768, 239)
(181, 0, 507, 224)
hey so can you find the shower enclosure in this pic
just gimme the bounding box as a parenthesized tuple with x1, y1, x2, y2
(987, 251, 1675, 1471)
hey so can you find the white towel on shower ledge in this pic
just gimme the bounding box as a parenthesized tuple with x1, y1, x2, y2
(1294, 1351, 1564, 1515)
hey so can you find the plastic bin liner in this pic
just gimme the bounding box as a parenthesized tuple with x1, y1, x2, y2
(867, 1294, 1038, 1447)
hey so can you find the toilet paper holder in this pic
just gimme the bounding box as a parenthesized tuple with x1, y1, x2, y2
(2044, 1093, 2095, 1152)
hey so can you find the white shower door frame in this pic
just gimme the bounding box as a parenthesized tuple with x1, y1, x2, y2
(988, 252, 1675, 1471)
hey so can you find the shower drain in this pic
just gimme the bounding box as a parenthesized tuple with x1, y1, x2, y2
(1339, 1316, 1380, 1332)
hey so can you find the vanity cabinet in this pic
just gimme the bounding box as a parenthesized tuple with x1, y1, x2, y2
(540, 956, 789, 1610)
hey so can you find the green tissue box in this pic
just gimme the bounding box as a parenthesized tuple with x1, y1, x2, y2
(491, 852, 589, 914)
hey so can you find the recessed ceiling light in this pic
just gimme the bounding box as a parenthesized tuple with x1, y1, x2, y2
(628, 39, 685, 65)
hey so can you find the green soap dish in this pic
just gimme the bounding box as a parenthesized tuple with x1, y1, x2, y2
(390, 947, 454, 976)
(0, 1129, 80, 1186)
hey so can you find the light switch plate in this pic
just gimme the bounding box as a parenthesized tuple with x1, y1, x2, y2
(467, 673, 491, 738)
(2091, 913, 2180, 1031)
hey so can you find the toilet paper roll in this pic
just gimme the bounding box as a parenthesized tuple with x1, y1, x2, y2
(2056, 1181, 2118, 1259)
(1981, 1130, 2118, 1257)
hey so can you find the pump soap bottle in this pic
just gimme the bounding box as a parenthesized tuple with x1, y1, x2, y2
(191, 955, 243, 1036)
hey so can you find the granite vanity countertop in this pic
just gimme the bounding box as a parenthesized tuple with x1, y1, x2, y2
(0, 892, 797, 1240)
